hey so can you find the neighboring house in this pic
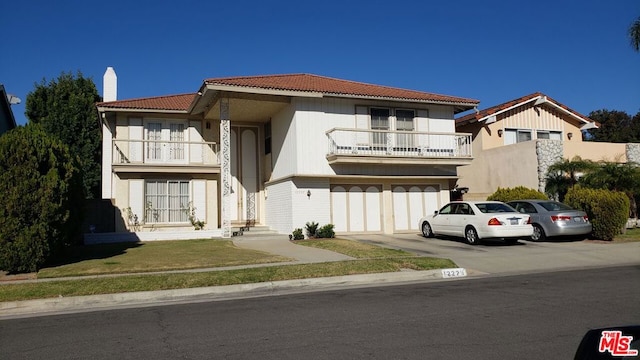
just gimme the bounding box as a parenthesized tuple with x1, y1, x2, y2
(0, 84, 18, 135)
(96, 72, 479, 240)
(454, 92, 640, 200)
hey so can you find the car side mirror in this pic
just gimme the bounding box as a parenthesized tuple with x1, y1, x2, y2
(434, 211, 439, 215)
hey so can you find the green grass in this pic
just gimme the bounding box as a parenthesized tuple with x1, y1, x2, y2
(38, 239, 291, 278)
(614, 227, 640, 243)
(0, 238, 456, 302)
(295, 239, 413, 258)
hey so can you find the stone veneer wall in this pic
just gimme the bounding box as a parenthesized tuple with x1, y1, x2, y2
(626, 143, 640, 163)
(536, 140, 563, 193)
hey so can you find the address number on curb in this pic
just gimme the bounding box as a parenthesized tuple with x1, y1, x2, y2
(441, 268, 467, 278)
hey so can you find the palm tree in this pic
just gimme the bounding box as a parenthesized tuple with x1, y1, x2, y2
(545, 156, 597, 201)
(630, 16, 640, 52)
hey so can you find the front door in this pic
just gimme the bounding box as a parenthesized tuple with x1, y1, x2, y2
(230, 126, 259, 225)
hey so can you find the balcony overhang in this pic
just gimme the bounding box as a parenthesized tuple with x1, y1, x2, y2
(112, 164, 220, 174)
(326, 154, 473, 166)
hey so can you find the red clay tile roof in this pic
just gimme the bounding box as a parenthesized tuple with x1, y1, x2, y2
(97, 93, 196, 111)
(205, 74, 479, 105)
(455, 92, 594, 126)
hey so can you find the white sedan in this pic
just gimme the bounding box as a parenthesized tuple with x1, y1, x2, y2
(419, 201, 533, 245)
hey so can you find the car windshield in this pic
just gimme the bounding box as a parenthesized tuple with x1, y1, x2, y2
(537, 201, 573, 211)
(475, 202, 515, 214)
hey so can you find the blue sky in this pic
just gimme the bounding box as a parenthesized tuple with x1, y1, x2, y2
(1, 0, 638, 125)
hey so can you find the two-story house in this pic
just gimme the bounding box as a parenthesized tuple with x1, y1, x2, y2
(453, 92, 640, 200)
(96, 71, 479, 240)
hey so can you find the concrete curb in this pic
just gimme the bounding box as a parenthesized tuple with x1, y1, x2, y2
(0, 268, 470, 319)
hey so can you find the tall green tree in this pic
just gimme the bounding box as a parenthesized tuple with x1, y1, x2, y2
(25, 71, 102, 199)
(586, 109, 640, 143)
(0, 124, 83, 272)
(630, 16, 640, 52)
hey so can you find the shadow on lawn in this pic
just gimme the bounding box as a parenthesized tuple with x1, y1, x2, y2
(44, 242, 144, 268)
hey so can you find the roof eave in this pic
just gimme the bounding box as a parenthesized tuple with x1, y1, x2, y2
(205, 83, 323, 98)
(96, 106, 188, 114)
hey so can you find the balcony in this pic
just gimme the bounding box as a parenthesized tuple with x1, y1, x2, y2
(326, 128, 472, 166)
(111, 139, 219, 173)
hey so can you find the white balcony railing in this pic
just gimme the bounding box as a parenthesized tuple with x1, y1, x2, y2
(326, 128, 472, 158)
(112, 139, 219, 166)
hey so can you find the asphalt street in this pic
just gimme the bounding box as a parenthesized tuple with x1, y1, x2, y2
(1, 266, 638, 360)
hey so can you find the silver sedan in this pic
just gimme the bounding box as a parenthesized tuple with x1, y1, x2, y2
(506, 200, 592, 241)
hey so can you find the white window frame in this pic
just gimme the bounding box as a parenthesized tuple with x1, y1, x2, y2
(144, 119, 189, 163)
(504, 128, 532, 145)
(536, 130, 562, 140)
(394, 109, 415, 148)
(145, 180, 190, 224)
(370, 108, 390, 147)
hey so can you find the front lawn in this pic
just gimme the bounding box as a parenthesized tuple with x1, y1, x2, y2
(38, 239, 291, 278)
(0, 238, 457, 302)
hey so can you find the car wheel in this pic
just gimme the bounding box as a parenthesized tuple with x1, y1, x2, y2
(531, 224, 546, 242)
(421, 221, 434, 238)
(465, 226, 480, 245)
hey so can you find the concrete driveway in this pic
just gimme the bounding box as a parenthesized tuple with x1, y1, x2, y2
(341, 233, 640, 276)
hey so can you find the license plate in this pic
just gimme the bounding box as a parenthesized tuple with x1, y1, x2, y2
(441, 268, 467, 278)
(573, 217, 583, 222)
(510, 219, 518, 225)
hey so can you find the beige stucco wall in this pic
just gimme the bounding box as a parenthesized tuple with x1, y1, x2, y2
(457, 140, 539, 200)
(564, 141, 627, 162)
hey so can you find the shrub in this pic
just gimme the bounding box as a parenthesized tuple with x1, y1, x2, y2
(487, 186, 548, 202)
(317, 224, 335, 238)
(292, 228, 304, 240)
(305, 221, 319, 238)
(564, 186, 628, 240)
(0, 124, 84, 273)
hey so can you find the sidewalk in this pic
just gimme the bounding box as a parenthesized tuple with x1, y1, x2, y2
(0, 234, 467, 319)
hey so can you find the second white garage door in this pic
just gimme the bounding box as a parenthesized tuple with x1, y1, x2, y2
(392, 185, 439, 232)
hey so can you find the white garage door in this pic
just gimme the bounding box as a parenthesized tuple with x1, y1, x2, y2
(331, 185, 381, 233)
(393, 185, 439, 231)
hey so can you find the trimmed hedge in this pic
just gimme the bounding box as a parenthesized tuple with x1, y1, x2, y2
(486, 186, 548, 202)
(564, 186, 628, 240)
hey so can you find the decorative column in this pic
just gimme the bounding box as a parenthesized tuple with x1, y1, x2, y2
(220, 98, 231, 238)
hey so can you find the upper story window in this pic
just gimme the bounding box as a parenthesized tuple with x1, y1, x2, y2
(264, 122, 272, 155)
(395, 109, 415, 148)
(370, 108, 390, 146)
(537, 130, 562, 140)
(144, 120, 187, 162)
(395, 109, 415, 131)
(504, 129, 532, 145)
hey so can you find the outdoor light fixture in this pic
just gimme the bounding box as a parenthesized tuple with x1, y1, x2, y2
(497, 129, 503, 137)
(568, 132, 573, 140)
(307, 190, 311, 198)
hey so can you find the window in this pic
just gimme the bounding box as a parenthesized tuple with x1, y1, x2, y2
(537, 130, 562, 140)
(169, 123, 185, 160)
(146, 122, 162, 161)
(370, 108, 390, 147)
(145, 180, 190, 223)
(264, 122, 272, 155)
(504, 129, 532, 145)
(395, 109, 415, 148)
(144, 121, 187, 162)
